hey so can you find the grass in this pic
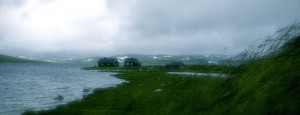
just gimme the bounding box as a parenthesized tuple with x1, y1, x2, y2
(227, 36, 300, 114)
(83, 64, 236, 73)
(23, 67, 230, 115)
(23, 36, 300, 115)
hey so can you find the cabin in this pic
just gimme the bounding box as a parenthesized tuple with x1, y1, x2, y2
(124, 57, 141, 66)
(98, 57, 119, 66)
(166, 61, 184, 70)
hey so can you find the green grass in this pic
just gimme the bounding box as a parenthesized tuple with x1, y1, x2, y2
(23, 36, 300, 115)
(83, 65, 236, 74)
(225, 36, 300, 115)
(23, 68, 230, 115)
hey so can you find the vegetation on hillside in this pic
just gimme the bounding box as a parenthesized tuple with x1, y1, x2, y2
(23, 23, 300, 115)
(0, 54, 43, 63)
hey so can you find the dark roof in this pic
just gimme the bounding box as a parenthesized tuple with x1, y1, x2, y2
(124, 58, 139, 63)
(98, 57, 118, 63)
(166, 61, 184, 66)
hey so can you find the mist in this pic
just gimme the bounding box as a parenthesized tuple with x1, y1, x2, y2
(1, 0, 300, 58)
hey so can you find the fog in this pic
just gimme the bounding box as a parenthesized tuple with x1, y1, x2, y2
(1, 0, 300, 58)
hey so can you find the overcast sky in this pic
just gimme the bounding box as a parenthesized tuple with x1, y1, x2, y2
(1, 0, 300, 58)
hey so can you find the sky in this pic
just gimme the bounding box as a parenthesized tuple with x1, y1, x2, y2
(0, 0, 300, 58)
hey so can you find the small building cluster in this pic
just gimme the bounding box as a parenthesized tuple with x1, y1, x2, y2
(97, 57, 185, 69)
(124, 57, 141, 66)
(98, 57, 119, 66)
(97, 57, 141, 67)
(166, 61, 185, 70)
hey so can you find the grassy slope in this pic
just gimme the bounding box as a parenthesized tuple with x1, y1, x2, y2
(23, 68, 229, 115)
(23, 36, 300, 115)
(0, 54, 42, 63)
(224, 36, 300, 114)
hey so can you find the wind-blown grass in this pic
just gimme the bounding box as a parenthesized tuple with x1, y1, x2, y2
(23, 23, 300, 115)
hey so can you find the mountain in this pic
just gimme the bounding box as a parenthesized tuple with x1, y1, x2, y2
(0, 54, 42, 63)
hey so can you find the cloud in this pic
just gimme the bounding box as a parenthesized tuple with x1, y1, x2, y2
(0, 0, 300, 57)
(119, 0, 300, 54)
(0, 0, 122, 55)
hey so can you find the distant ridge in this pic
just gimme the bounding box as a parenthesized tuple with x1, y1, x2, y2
(0, 54, 43, 63)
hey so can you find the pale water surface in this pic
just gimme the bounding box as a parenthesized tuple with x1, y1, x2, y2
(0, 63, 126, 115)
(167, 72, 230, 78)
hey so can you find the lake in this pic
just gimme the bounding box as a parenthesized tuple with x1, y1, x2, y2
(0, 63, 126, 115)
(167, 72, 230, 78)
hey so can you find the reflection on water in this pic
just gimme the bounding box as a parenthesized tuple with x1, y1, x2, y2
(167, 72, 230, 78)
(0, 63, 126, 115)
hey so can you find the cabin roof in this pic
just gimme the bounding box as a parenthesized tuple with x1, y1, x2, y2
(98, 57, 118, 63)
(124, 58, 139, 63)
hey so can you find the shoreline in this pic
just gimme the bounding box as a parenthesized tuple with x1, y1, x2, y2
(22, 66, 233, 115)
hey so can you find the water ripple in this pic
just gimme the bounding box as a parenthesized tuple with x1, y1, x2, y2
(0, 63, 126, 115)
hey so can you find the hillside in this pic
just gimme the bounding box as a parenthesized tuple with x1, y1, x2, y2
(213, 23, 300, 114)
(0, 54, 42, 63)
(213, 35, 300, 114)
(23, 23, 300, 115)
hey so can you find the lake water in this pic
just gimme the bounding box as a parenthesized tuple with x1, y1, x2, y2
(167, 72, 230, 78)
(0, 63, 126, 115)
